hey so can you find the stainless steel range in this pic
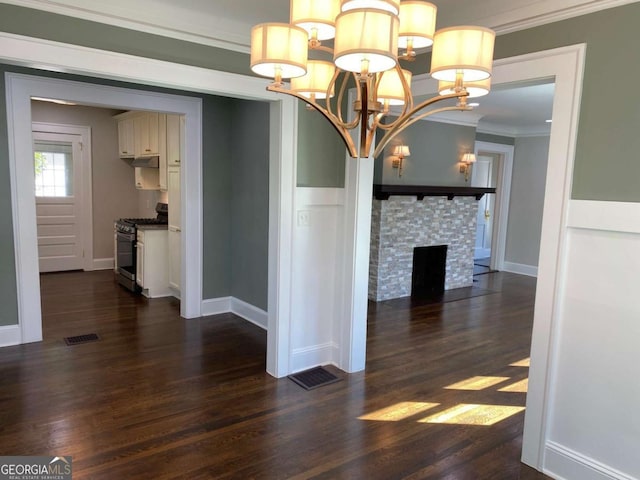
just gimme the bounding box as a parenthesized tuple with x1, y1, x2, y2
(115, 202, 168, 292)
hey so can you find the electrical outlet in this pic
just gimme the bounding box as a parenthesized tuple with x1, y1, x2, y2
(297, 210, 310, 227)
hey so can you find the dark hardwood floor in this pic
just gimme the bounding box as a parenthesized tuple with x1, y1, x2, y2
(0, 270, 551, 479)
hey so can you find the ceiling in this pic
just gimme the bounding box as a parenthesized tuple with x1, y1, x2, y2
(5, 0, 629, 136)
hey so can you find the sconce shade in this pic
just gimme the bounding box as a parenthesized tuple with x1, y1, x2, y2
(438, 77, 491, 98)
(377, 68, 412, 105)
(291, 60, 336, 99)
(334, 8, 399, 73)
(291, 0, 340, 40)
(250, 23, 309, 79)
(398, 1, 437, 49)
(462, 153, 476, 164)
(430, 26, 495, 82)
(393, 145, 411, 157)
(341, 0, 400, 15)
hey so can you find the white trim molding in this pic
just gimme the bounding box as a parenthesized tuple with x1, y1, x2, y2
(201, 297, 232, 317)
(230, 298, 268, 331)
(201, 297, 268, 331)
(503, 262, 538, 277)
(92, 258, 114, 271)
(0, 32, 297, 380)
(545, 442, 637, 480)
(291, 343, 339, 374)
(474, 141, 515, 273)
(0, 325, 21, 347)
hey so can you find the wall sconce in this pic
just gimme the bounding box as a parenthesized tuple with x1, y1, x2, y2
(460, 153, 476, 182)
(391, 145, 410, 177)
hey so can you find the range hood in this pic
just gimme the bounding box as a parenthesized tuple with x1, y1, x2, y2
(131, 156, 159, 168)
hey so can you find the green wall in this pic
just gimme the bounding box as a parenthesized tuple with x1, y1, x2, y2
(0, 65, 269, 325)
(374, 120, 476, 185)
(230, 100, 270, 310)
(411, 3, 640, 201)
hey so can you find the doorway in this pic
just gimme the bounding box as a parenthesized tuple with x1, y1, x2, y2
(473, 141, 515, 273)
(32, 123, 92, 273)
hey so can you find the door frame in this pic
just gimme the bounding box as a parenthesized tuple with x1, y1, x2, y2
(474, 141, 515, 272)
(1, 33, 297, 378)
(32, 122, 93, 272)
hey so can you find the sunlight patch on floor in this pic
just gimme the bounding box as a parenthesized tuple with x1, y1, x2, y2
(510, 358, 530, 367)
(498, 378, 528, 393)
(444, 376, 511, 391)
(358, 402, 440, 422)
(418, 404, 526, 426)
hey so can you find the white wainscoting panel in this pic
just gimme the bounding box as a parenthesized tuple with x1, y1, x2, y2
(543, 200, 640, 480)
(290, 187, 345, 373)
(291, 343, 340, 374)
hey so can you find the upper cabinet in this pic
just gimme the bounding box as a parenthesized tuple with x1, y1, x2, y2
(134, 112, 160, 157)
(117, 118, 135, 158)
(166, 114, 181, 167)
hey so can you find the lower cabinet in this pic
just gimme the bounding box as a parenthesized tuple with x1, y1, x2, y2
(168, 227, 181, 293)
(136, 228, 171, 298)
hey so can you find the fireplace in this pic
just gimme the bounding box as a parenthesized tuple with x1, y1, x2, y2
(412, 245, 447, 298)
(368, 185, 493, 302)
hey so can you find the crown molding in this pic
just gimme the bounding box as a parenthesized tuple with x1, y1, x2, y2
(3, 0, 636, 55)
(490, 0, 639, 36)
(0, 0, 251, 53)
(477, 122, 551, 138)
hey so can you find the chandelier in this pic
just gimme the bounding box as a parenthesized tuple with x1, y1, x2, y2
(250, 0, 495, 158)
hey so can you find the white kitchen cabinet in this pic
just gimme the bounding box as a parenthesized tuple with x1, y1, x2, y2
(166, 114, 182, 167)
(117, 118, 135, 158)
(134, 112, 160, 157)
(158, 114, 168, 191)
(167, 166, 181, 228)
(135, 167, 160, 190)
(168, 228, 181, 292)
(167, 165, 181, 295)
(136, 228, 170, 298)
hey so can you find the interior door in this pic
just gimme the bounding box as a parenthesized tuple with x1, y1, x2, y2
(471, 155, 494, 260)
(33, 132, 84, 272)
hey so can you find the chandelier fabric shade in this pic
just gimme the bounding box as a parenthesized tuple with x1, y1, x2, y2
(377, 68, 412, 105)
(334, 8, 399, 74)
(438, 77, 491, 98)
(291, 60, 336, 99)
(430, 26, 496, 82)
(340, 0, 400, 15)
(250, 23, 309, 79)
(291, 0, 340, 40)
(398, 1, 437, 49)
(249, 0, 497, 158)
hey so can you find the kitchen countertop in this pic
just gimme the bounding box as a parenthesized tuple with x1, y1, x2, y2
(137, 224, 168, 231)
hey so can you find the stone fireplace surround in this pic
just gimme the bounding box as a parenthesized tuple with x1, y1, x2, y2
(368, 185, 494, 302)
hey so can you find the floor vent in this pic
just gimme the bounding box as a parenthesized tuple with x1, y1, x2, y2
(288, 366, 341, 390)
(64, 333, 100, 346)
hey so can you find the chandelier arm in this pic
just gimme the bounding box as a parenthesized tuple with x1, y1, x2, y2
(359, 79, 369, 157)
(373, 104, 472, 158)
(333, 71, 361, 130)
(266, 84, 358, 158)
(324, 68, 343, 122)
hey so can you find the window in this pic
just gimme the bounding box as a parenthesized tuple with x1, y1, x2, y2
(34, 141, 73, 197)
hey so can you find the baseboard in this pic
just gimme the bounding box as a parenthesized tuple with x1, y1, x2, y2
(230, 298, 268, 330)
(0, 325, 21, 347)
(92, 258, 114, 271)
(545, 441, 636, 480)
(201, 297, 232, 316)
(291, 342, 339, 373)
(503, 261, 538, 277)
